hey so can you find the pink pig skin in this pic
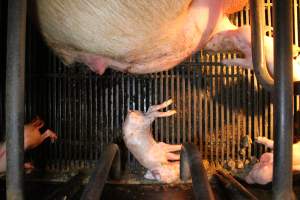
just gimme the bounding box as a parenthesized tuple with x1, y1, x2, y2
(123, 99, 182, 183)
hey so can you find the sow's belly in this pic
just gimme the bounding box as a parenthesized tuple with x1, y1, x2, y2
(35, 0, 224, 74)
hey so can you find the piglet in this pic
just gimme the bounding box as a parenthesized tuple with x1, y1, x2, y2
(0, 117, 58, 173)
(122, 99, 182, 183)
(245, 137, 300, 184)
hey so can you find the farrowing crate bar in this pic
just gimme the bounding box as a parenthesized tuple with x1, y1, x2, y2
(0, 0, 299, 199)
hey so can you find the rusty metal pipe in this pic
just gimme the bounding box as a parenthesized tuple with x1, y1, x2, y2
(180, 143, 215, 200)
(80, 144, 121, 200)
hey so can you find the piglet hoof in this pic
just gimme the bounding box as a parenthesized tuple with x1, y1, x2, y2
(147, 99, 173, 113)
(42, 129, 58, 143)
(146, 99, 176, 119)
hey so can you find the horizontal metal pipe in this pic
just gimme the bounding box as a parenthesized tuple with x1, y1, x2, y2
(273, 0, 295, 199)
(5, 0, 27, 199)
(80, 143, 121, 200)
(249, 0, 274, 91)
(180, 143, 215, 200)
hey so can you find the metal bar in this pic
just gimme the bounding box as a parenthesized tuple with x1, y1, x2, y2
(250, 0, 274, 91)
(80, 143, 121, 200)
(214, 170, 257, 200)
(180, 143, 215, 200)
(273, 0, 295, 199)
(5, 0, 27, 199)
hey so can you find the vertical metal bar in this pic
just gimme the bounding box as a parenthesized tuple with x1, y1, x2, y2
(155, 72, 158, 141)
(247, 70, 252, 159)
(198, 57, 203, 153)
(6, 0, 27, 199)
(193, 65, 197, 146)
(204, 64, 208, 159)
(231, 65, 235, 161)
(115, 73, 120, 140)
(209, 60, 213, 162)
(225, 56, 230, 161)
(237, 67, 241, 163)
(171, 68, 175, 144)
(182, 66, 186, 143)
(89, 76, 93, 163)
(160, 71, 164, 142)
(68, 72, 72, 169)
(215, 62, 219, 164)
(165, 71, 170, 143)
(273, 0, 294, 199)
(220, 62, 225, 164)
(176, 69, 181, 144)
(95, 76, 99, 160)
(63, 70, 67, 170)
(187, 67, 192, 143)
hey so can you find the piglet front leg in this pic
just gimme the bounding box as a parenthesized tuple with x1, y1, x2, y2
(24, 117, 57, 150)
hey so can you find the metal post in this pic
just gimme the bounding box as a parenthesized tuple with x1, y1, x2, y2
(80, 144, 121, 200)
(180, 143, 215, 200)
(250, 0, 274, 92)
(273, 0, 294, 199)
(5, 0, 27, 199)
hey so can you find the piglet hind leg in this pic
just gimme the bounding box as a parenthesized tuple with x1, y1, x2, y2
(146, 99, 176, 121)
(206, 18, 300, 81)
(146, 99, 174, 113)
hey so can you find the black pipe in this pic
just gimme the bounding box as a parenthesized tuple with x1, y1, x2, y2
(273, 0, 294, 199)
(180, 143, 215, 200)
(5, 0, 27, 199)
(80, 144, 121, 200)
(249, 0, 274, 91)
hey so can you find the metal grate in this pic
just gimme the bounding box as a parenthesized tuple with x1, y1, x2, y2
(0, 1, 299, 171)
